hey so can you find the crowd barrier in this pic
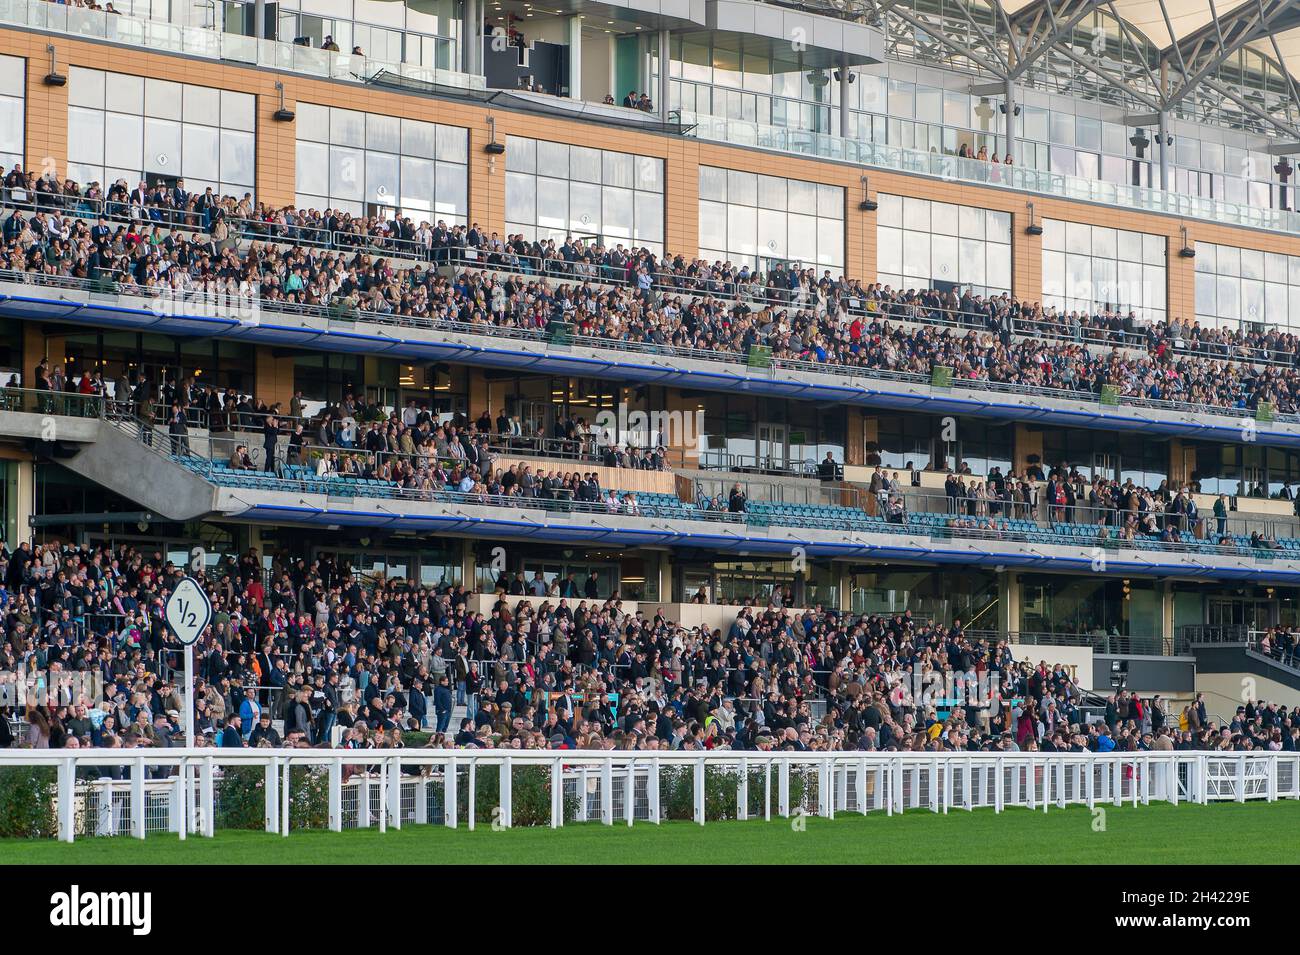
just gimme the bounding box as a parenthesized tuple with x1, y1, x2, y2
(1, 749, 1295, 844)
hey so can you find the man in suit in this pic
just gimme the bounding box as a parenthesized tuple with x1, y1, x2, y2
(220, 715, 244, 748)
(262, 414, 280, 472)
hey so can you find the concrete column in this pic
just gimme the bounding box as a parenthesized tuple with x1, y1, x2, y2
(838, 54, 851, 139)
(639, 34, 651, 101)
(658, 30, 670, 118)
(1157, 59, 1170, 192)
(1161, 581, 1175, 655)
(13, 458, 33, 546)
(254, 0, 265, 39)
(566, 16, 582, 100)
(463, 0, 479, 75)
(1004, 77, 1016, 163)
(1157, 110, 1170, 191)
(998, 571, 1020, 639)
(655, 551, 674, 603)
(461, 538, 476, 590)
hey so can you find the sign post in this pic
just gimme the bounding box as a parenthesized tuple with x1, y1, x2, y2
(165, 575, 211, 839)
(164, 576, 212, 750)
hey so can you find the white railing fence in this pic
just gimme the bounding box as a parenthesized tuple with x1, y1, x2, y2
(0, 750, 1294, 843)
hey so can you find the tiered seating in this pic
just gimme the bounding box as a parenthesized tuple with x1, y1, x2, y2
(634, 492, 697, 519)
(170, 454, 1300, 555)
(744, 501, 883, 531)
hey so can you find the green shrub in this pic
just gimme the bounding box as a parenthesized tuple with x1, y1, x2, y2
(288, 766, 330, 830)
(511, 765, 578, 827)
(0, 766, 57, 838)
(657, 766, 741, 821)
(454, 764, 577, 828)
(216, 764, 265, 831)
(661, 766, 694, 821)
(217, 764, 330, 831)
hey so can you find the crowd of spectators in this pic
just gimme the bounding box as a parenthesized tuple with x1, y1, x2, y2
(1, 539, 1295, 756)
(21, 346, 1300, 555)
(4, 171, 1300, 417)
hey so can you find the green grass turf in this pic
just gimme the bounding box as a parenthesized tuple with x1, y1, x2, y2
(1, 800, 1298, 864)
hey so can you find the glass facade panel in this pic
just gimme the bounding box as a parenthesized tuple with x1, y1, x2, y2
(298, 104, 468, 220)
(699, 165, 843, 271)
(878, 194, 1011, 296)
(506, 136, 664, 252)
(1042, 220, 1167, 323)
(67, 67, 254, 191)
(1196, 240, 1300, 331)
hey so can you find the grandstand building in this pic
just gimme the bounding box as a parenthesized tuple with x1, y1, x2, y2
(3, 0, 1300, 720)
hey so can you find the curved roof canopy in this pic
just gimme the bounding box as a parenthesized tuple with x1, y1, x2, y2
(792, 0, 1300, 143)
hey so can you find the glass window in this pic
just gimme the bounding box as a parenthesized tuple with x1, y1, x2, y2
(401, 119, 438, 159)
(330, 108, 366, 147)
(145, 79, 182, 120)
(603, 151, 634, 189)
(221, 90, 256, 132)
(0, 54, 23, 98)
(143, 117, 181, 177)
(104, 72, 144, 114)
(68, 107, 105, 166)
(181, 85, 220, 125)
(366, 112, 400, 153)
(296, 141, 330, 197)
(1044, 220, 1167, 323)
(182, 123, 220, 181)
(220, 130, 255, 188)
(504, 137, 665, 252)
(69, 66, 106, 109)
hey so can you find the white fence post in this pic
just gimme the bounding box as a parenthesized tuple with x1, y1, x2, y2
(200, 757, 215, 838)
(95, 778, 115, 837)
(57, 757, 76, 843)
(328, 762, 343, 831)
(445, 756, 458, 829)
(625, 759, 635, 827)
(131, 758, 146, 839)
(737, 757, 748, 822)
(550, 758, 562, 829)
(499, 759, 512, 829)
(358, 773, 372, 829)
(600, 759, 613, 825)
(693, 759, 705, 825)
(264, 759, 280, 834)
(172, 769, 186, 838)
(386, 758, 402, 830)
(415, 775, 428, 825)
(281, 759, 292, 836)
(649, 758, 661, 824)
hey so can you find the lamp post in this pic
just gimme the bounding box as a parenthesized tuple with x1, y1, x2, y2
(1275, 156, 1294, 212)
(1129, 128, 1149, 188)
